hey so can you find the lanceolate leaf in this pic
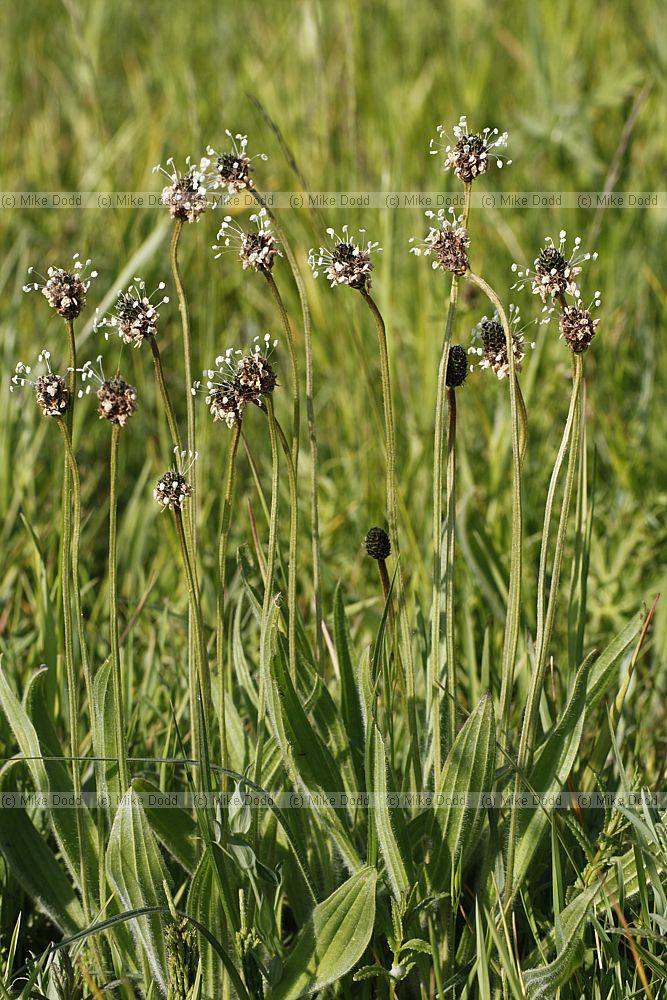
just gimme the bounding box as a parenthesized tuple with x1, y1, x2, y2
(187, 853, 228, 1000)
(0, 802, 83, 935)
(106, 789, 169, 994)
(272, 867, 378, 999)
(430, 693, 496, 892)
(510, 657, 590, 891)
(370, 724, 410, 899)
(523, 883, 599, 999)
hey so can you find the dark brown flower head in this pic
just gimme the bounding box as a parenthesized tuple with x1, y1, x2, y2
(309, 226, 381, 292)
(11, 351, 69, 417)
(36, 372, 69, 417)
(446, 345, 468, 388)
(154, 157, 209, 223)
(470, 306, 533, 380)
(206, 381, 245, 427)
(214, 209, 282, 273)
(410, 209, 469, 274)
(364, 526, 391, 561)
(203, 133, 267, 195)
(96, 279, 169, 348)
(96, 377, 137, 427)
(431, 116, 511, 183)
(23, 254, 97, 320)
(237, 351, 277, 399)
(154, 469, 193, 510)
(559, 303, 600, 353)
(512, 232, 598, 307)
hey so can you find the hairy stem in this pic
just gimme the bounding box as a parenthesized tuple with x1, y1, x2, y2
(445, 386, 458, 752)
(253, 190, 323, 663)
(360, 289, 422, 790)
(429, 183, 470, 781)
(252, 395, 280, 806)
(217, 420, 242, 771)
(466, 273, 523, 755)
(150, 335, 182, 453)
(263, 271, 300, 471)
(108, 425, 129, 792)
(173, 505, 210, 784)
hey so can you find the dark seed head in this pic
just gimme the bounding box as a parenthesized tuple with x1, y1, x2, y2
(96, 377, 137, 427)
(480, 317, 505, 357)
(154, 470, 192, 510)
(364, 526, 391, 561)
(559, 306, 598, 353)
(207, 381, 244, 427)
(446, 132, 489, 183)
(42, 269, 87, 319)
(240, 230, 280, 273)
(237, 353, 277, 399)
(214, 151, 253, 193)
(330, 242, 372, 290)
(35, 372, 69, 417)
(446, 345, 468, 388)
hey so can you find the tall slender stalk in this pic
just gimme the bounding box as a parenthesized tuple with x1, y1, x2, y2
(150, 335, 182, 453)
(272, 413, 299, 681)
(429, 184, 471, 781)
(527, 354, 583, 759)
(173, 504, 210, 780)
(252, 395, 280, 802)
(217, 420, 242, 770)
(57, 422, 93, 721)
(170, 220, 196, 469)
(504, 357, 582, 906)
(55, 414, 91, 926)
(359, 289, 422, 790)
(108, 425, 129, 792)
(263, 272, 300, 469)
(466, 273, 523, 754)
(444, 386, 458, 753)
(253, 191, 323, 663)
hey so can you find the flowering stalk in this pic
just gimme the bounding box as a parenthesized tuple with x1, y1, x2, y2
(173, 503, 210, 776)
(253, 192, 323, 663)
(429, 184, 471, 779)
(466, 274, 523, 754)
(150, 336, 182, 453)
(217, 420, 242, 770)
(359, 289, 422, 789)
(270, 410, 299, 681)
(252, 394, 281, 803)
(263, 271, 300, 468)
(108, 425, 130, 791)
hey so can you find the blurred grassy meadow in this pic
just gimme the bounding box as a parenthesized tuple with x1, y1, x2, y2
(0, 0, 666, 967)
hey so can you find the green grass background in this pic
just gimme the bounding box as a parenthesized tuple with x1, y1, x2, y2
(1, 0, 666, 808)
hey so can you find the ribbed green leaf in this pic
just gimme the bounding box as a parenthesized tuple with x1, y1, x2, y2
(0, 803, 83, 934)
(511, 658, 590, 890)
(187, 852, 228, 1000)
(272, 867, 378, 999)
(106, 788, 169, 993)
(523, 883, 598, 999)
(370, 724, 410, 899)
(585, 610, 644, 710)
(133, 777, 198, 874)
(92, 658, 120, 801)
(430, 693, 496, 891)
(333, 584, 364, 770)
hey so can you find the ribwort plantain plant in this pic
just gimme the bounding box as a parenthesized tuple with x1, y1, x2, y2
(2, 113, 663, 1000)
